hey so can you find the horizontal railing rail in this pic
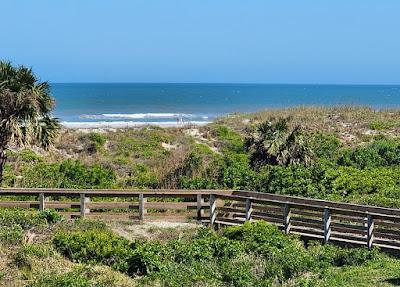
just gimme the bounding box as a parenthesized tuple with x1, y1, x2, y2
(0, 188, 399, 251)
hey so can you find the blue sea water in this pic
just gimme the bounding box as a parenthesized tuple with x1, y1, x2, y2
(51, 83, 400, 127)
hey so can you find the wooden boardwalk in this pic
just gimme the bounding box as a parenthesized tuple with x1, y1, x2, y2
(1, 188, 399, 252)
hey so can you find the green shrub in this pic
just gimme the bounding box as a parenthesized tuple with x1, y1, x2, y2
(224, 221, 313, 280)
(310, 132, 341, 160)
(308, 242, 380, 268)
(0, 209, 47, 229)
(53, 230, 133, 273)
(87, 132, 107, 153)
(255, 164, 324, 198)
(20, 160, 116, 188)
(338, 139, 400, 169)
(39, 209, 63, 224)
(213, 124, 244, 153)
(18, 149, 43, 163)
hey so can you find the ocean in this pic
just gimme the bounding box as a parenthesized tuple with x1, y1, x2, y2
(51, 83, 400, 128)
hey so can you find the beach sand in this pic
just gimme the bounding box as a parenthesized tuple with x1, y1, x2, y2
(61, 120, 211, 129)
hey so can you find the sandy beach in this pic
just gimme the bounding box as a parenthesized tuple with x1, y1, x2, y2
(61, 120, 211, 129)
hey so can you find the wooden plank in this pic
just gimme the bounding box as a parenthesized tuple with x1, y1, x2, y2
(375, 220, 400, 229)
(367, 214, 374, 249)
(232, 190, 400, 217)
(291, 208, 321, 218)
(252, 210, 283, 220)
(210, 194, 217, 225)
(291, 220, 323, 230)
(330, 231, 366, 243)
(290, 226, 324, 236)
(331, 225, 366, 236)
(323, 208, 331, 243)
(291, 216, 323, 226)
(283, 203, 291, 234)
(218, 206, 246, 214)
(0, 201, 39, 208)
(0, 188, 231, 197)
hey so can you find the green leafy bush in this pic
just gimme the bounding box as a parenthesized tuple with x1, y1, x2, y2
(224, 221, 314, 280)
(87, 132, 107, 153)
(310, 132, 341, 160)
(18, 149, 43, 163)
(338, 139, 400, 169)
(308, 242, 380, 268)
(21, 160, 116, 188)
(213, 124, 244, 153)
(0, 209, 47, 229)
(39, 209, 63, 224)
(53, 230, 133, 272)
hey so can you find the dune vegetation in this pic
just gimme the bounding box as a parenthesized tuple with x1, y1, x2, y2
(2, 106, 400, 208)
(1, 106, 400, 286)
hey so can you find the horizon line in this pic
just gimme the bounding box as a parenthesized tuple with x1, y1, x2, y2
(49, 82, 400, 86)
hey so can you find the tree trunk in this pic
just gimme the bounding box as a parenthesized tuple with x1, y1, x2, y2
(0, 149, 7, 185)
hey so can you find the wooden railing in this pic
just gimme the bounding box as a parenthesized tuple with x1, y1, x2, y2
(0, 188, 399, 252)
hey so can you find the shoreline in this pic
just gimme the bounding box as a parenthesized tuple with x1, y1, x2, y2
(61, 120, 212, 129)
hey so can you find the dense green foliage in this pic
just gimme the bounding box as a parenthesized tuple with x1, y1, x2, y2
(52, 221, 383, 287)
(2, 116, 400, 208)
(0, 209, 62, 244)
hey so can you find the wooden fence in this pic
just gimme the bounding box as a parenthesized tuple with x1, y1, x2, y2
(0, 188, 399, 252)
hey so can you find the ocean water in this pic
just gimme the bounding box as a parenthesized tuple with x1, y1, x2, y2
(51, 83, 400, 127)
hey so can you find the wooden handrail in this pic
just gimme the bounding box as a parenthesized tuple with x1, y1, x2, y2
(0, 188, 399, 252)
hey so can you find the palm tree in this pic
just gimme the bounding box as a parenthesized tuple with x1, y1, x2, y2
(244, 118, 314, 169)
(0, 61, 60, 184)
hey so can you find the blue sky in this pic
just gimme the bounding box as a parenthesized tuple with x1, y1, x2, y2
(2, 1, 400, 84)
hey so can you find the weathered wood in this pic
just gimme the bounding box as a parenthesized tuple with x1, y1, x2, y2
(1, 188, 400, 251)
(323, 208, 331, 244)
(80, 194, 90, 218)
(210, 194, 217, 225)
(283, 203, 291, 234)
(197, 194, 204, 222)
(39, 193, 45, 211)
(367, 213, 374, 249)
(245, 198, 252, 221)
(139, 194, 146, 221)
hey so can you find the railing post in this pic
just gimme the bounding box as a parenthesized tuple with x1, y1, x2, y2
(39, 193, 45, 211)
(367, 213, 374, 249)
(245, 198, 252, 221)
(80, 193, 90, 218)
(139, 193, 146, 221)
(284, 203, 291, 234)
(197, 194, 204, 222)
(323, 207, 331, 244)
(209, 194, 216, 226)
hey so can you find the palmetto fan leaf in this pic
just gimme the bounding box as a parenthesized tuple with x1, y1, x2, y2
(0, 61, 60, 183)
(245, 118, 314, 169)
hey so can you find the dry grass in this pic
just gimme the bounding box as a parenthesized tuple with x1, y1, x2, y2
(216, 106, 400, 145)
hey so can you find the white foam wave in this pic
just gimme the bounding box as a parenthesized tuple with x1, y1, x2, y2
(62, 121, 211, 129)
(80, 113, 203, 119)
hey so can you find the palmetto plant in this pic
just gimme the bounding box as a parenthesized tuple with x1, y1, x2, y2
(244, 118, 314, 169)
(0, 61, 60, 184)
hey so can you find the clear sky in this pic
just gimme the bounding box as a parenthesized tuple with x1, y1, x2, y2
(2, 1, 400, 84)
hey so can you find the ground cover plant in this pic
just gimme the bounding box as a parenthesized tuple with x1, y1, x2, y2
(1, 209, 399, 287)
